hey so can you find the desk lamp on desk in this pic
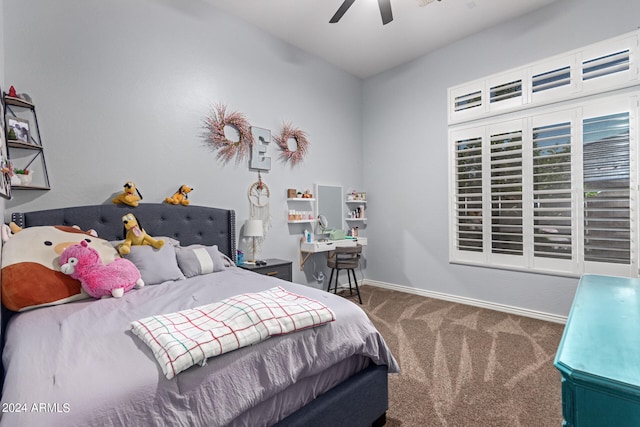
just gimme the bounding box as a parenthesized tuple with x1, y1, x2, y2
(244, 219, 263, 263)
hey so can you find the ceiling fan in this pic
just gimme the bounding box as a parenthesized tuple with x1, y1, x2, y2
(330, 0, 393, 25)
(329, 0, 442, 25)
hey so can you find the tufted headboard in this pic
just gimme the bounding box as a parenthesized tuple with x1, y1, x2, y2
(10, 203, 237, 261)
(1, 202, 236, 388)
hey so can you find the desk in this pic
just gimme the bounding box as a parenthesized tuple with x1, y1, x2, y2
(554, 274, 640, 426)
(299, 237, 367, 269)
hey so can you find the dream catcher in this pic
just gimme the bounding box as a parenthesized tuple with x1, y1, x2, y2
(247, 173, 271, 256)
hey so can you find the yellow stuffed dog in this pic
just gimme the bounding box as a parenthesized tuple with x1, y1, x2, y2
(165, 184, 193, 206)
(112, 181, 143, 207)
(117, 213, 164, 255)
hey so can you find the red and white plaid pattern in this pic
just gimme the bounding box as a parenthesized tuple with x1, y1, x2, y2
(131, 286, 336, 379)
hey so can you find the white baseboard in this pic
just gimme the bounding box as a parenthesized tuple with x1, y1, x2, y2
(362, 279, 567, 324)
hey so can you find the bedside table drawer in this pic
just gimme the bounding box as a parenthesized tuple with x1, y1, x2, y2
(239, 259, 292, 282)
(260, 265, 292, 281)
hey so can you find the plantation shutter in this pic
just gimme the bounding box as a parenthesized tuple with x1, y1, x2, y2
(531, 119, 573, 261)
(455, 91, 482, 112)
(532, 66, 571, 93)
(489, 127, 523, 256)
(454, 134, 484, 254)
(449, 31, 640, 277)
(582, 50, 630, 81)
(582, 111, 631, 265)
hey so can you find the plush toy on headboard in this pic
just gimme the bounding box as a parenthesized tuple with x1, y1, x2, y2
(165, 184, 193, 206)
(112, 181, 143, 207)
(60, 240, 144, 299)
(117, 213, 165, 256)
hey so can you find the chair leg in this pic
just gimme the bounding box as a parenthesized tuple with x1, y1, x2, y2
(333, 269, 340, 294)
(350, 268, 362, 304)
(327, 269, 335, 293)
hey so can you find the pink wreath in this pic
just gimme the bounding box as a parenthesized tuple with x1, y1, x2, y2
(203, 103, 253, 164)
(274, 122, 309, 166)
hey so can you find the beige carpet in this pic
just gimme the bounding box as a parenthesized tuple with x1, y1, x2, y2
(338, 285, 565, 427)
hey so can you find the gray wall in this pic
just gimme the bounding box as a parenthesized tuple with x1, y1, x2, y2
(3, 0, 639, 317)
(1, 0, 365, 287)
(362, 0, 640, 317)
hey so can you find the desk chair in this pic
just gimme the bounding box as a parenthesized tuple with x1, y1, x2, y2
(327, 244, 362, 304)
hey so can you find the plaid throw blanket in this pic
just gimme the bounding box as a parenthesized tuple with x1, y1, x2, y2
(131, 286, 336, 379)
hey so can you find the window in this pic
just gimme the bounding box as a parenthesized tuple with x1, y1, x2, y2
(447, 30, 639, 125)
(449, 30, 640, 277)
(450, 97, 638, 277)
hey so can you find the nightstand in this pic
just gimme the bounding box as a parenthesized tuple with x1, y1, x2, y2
(239, 258, 292, 282)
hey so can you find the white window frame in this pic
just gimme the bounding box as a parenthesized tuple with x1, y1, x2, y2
(449, 94, 639, 278)
(447, 30, 640, 126)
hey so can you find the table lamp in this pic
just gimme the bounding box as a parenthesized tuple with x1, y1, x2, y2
(244, 219, 263, 262)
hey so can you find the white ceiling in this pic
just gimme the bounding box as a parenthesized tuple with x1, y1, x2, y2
(205, 0, 560, 78)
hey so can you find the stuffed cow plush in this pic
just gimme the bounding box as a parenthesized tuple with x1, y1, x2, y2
(1, 224, 120, 311)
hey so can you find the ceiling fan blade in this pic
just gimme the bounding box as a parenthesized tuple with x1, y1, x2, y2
(378, 0, 393, 25)
(330, 0, 356, 23)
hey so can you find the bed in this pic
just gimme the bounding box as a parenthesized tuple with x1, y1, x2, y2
(0, 203, 398, 427)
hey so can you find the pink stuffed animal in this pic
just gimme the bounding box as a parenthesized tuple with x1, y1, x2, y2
(60, 240, 144, 299)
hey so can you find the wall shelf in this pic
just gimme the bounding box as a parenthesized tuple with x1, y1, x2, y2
(3, 92, 51, 190)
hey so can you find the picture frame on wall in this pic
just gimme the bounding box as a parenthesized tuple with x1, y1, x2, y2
(0, 88, 13, 200)
(7, 116, 30, 144)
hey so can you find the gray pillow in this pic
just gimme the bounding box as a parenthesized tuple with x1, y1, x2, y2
(122, 244, 185, 285)
(175, 244, 226, 278)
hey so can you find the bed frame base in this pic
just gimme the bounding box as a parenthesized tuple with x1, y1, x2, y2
(275, 364, 389, 427)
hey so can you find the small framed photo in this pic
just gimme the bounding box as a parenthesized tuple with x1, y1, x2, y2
(7, 117, 30, 144)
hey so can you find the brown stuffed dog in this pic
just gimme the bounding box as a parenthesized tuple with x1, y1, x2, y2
(117, 213, 164, 255)
(112, 181, 143, 207)
(165, 184, 193, 206)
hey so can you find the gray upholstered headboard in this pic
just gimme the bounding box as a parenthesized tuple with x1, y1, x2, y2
(1, 202, 235, 388)
(10, 203, 237, 261)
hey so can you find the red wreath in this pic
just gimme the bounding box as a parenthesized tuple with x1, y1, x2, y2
(203, 103, 253, 164)
(274, 122, 309, 166)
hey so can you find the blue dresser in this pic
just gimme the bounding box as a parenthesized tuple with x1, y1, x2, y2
(554, 274, 640, 426)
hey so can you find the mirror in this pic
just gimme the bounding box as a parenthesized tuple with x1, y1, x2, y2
(315, 184, 343, 233)
(318, 214, 328, 230)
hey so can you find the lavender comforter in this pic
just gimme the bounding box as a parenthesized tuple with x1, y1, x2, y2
(0, 267, 398, 427)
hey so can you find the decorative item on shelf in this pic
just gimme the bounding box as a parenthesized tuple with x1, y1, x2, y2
(304, 229, 313, 243)
(203, 102, 253, 164)
(287, 188, 297, 198)
(244, 219, 264, 263)
(347, 190, 367, 202)
(7, 85, 17, 98)
(288, 210, 313, 221)
(7, 117, 29, 143)
(14, 169, 33, 186)
(302, 190, 313, 198)
(165, 184, 193, 206)
(112, 181, 143, 207)
(274, 122, 310, 166)
(8, 162, 20, 186)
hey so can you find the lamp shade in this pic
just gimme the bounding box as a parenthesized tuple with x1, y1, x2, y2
(244, 219, 264, 237)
